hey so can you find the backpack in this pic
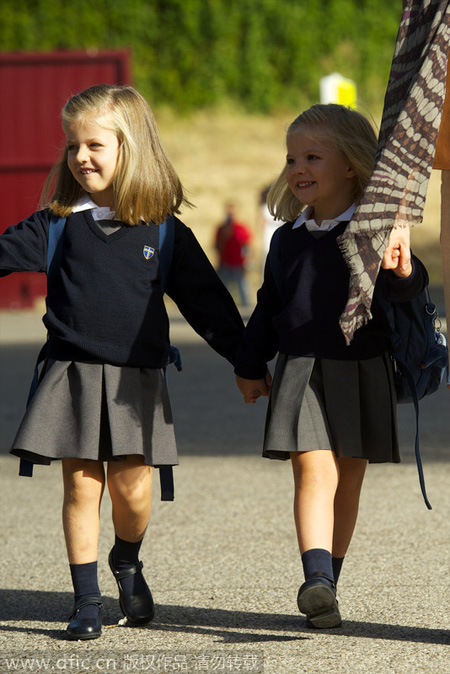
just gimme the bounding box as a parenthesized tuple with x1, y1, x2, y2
(268, 226, 449, 509)
(381, 281, 448, 404)
(19, 214, 180, 501)
(378, 277, 448, 510)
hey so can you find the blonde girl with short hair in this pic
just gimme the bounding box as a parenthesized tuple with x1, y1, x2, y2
(235, 103, 426, 628)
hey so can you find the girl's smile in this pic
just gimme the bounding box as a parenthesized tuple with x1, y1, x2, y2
(286, 130, 357, 225)
(65, 116, 120, 209)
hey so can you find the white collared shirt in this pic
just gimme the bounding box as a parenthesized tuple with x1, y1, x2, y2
(292, 204, 356, 232)
(72, 193, 117, 222)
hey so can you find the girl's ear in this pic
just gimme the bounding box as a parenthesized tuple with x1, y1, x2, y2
(346, 165, 357, 179)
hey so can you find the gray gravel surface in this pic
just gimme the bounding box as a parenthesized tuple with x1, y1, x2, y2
(0, 303, 449, 674)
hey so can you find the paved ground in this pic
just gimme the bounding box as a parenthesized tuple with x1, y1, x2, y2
(0, 301, 449, 674)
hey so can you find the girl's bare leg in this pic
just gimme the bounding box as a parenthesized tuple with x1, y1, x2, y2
(62, 459, 105, 639)
(332, 457, 367, 559)
(107, 456, 154, 625)
(291, 450, 342, 628)
(290, 449, 339, 554)
(62, 459, 105, 564)
(107, 456, 152, 541)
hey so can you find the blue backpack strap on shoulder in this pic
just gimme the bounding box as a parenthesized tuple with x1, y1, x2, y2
(19, 214, 67, 478)
(159, 215, 174, 294)
(159, 215, 182, 372)
(46, 215, 66, 275)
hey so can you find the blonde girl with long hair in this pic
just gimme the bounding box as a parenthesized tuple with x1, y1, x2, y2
(0, 84, 244, 640)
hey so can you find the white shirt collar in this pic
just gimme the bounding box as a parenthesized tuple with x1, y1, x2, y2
(292, 204, 356, 232)
(72, 194, 117, 221)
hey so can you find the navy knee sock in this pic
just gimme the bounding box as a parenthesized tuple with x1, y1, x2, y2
(69, 561, 101, 619)
(301, 548, 334, 586)
(112, 535, 147, 595)
(332, 556, 345, 585)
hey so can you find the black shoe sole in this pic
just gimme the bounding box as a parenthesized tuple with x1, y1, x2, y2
(298, 581, 342, 629)
(66, 630, 102, 641)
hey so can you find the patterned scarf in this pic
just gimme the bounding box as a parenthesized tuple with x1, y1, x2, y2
(338, 0, 450, 344)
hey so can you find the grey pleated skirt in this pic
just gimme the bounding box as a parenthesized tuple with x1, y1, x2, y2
(10, 360, 178, 467)
(263, 353, 399, 463)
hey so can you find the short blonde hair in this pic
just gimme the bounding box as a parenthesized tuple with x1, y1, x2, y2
(267, 104, 378, 223)
(42, 84, 192, 225)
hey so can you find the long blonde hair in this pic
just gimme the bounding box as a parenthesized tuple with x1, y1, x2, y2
(267, 104, 378, 223)
(42, 84, 192, 225)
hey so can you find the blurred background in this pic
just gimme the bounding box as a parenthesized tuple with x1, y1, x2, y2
(0, 0, 443, 311)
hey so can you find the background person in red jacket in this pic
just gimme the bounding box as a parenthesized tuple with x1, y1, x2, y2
(215, 202, 252, 307)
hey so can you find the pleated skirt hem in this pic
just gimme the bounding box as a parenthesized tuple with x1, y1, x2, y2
(263, 353, 399, 464)
(10, 360, 179, 467)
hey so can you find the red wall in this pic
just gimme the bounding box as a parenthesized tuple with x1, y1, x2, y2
(0, 49, 131, 307)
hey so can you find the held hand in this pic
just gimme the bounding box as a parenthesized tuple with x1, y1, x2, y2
(382, 226, 412, 277)
(235, 373, 271, 404)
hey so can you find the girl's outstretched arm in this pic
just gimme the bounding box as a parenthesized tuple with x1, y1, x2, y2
(235, 372, 272, 404)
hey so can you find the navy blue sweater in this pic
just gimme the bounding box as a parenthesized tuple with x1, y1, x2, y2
(0, 209, 244, 367)
(235, 221, 427, 379)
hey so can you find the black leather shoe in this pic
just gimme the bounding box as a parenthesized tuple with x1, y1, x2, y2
(66, 597, 103, 640)
(297, 572, 342, 629)
(108, 548, 155, 625)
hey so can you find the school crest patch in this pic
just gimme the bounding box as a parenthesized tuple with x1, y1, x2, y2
(143, 245, 155, 260)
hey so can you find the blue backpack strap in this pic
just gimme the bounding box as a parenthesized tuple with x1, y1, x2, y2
(159, 215, 182, 372)
(402, 366, 432, 510)
(19, 214, 67, 478)
(378, 284, 433, 510)
(158, 215, 174, 294)
(159, 466, 175, 502)
(46, 215, 66, 274)
(158, 215, 177, 501)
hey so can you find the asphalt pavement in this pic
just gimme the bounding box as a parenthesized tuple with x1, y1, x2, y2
(0, 301, 449, 674)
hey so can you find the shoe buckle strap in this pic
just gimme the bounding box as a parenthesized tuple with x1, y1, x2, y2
(111, 560, 144, 580)
(69, 597, 103, 620)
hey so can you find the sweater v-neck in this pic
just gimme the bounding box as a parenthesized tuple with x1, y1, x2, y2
(84, 210, 132, 244)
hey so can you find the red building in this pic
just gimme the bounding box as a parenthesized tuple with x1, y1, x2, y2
(0, 49, 131, 307)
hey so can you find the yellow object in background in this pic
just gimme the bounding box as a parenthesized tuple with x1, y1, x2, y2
(320, 73, 357, 108)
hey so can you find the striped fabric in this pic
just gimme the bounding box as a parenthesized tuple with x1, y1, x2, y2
(339, 0, 450, 344)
